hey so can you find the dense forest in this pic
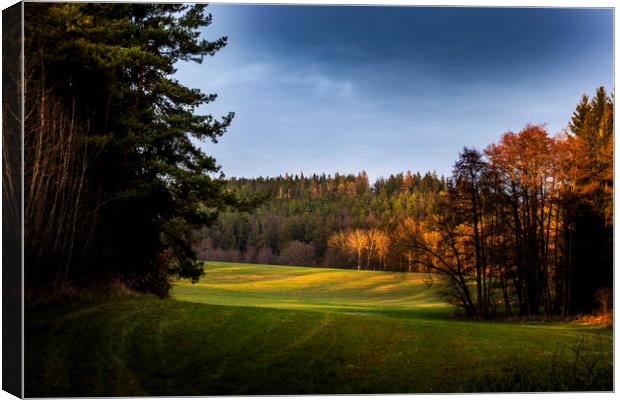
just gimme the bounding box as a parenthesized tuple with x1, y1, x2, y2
(197, 88, 613, 318)
(195, 171, 446, 269)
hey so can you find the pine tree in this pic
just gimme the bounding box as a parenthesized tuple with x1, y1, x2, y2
(564, 87, 613, 313)
(25, 3, 255, 294)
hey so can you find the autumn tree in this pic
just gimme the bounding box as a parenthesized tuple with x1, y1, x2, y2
(486, 125, 561, 316)
(394, 200, 479, 316)
(365, 228, 381, 270)
(348, 229, 368, 270)
(374, 230, 391, 270)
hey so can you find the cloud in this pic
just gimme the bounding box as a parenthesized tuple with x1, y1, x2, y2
(191, 55, 357, 104)
(280, 70, 355, 99)
(205, 61, 271, 88)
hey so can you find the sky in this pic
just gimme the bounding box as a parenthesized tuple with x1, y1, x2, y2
(176, 5, 614, 182)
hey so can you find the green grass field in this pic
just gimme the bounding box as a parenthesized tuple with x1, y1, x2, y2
(25, 262, 612, 396)
(173, 262, 450, 317)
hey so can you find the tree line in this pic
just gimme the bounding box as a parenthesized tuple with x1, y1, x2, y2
(197, 88, 613, 318)
(194, 170, 447, 271)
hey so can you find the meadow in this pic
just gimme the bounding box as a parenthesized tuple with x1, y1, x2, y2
(25, 262, 612, 396)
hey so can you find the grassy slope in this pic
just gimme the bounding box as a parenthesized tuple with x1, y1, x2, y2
(173, 262, 450, 318)
(26, 262, 612, 396)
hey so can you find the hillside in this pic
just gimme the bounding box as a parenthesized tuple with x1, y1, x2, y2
(173, 262, 449, 317)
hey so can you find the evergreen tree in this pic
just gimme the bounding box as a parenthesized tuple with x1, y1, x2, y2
(25, 3, 254, 295)
(564, 87, 613, 313)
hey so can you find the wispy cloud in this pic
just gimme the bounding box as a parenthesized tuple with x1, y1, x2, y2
(280, 68, 355, 99)
(204, 61, 271, 87)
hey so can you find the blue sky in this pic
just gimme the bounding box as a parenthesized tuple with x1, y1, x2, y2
(176, 5, 613, 182)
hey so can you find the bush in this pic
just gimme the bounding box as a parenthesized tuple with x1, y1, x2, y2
(276, 241, 316, 267)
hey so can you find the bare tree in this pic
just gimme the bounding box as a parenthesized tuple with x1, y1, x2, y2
(453, 147, 490, 317)
(374, 230, 391, 270)
(347, 229, 368, 270)
(24, 87, 101, 285)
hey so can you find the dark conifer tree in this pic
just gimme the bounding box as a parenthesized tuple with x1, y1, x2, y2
(25, 3, 255, 295)
(564, 87, 613, 313)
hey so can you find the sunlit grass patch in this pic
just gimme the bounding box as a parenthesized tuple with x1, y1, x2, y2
(172, 261, 450, 316)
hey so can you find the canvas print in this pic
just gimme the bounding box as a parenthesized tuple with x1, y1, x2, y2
(7, 2, 614, 396)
